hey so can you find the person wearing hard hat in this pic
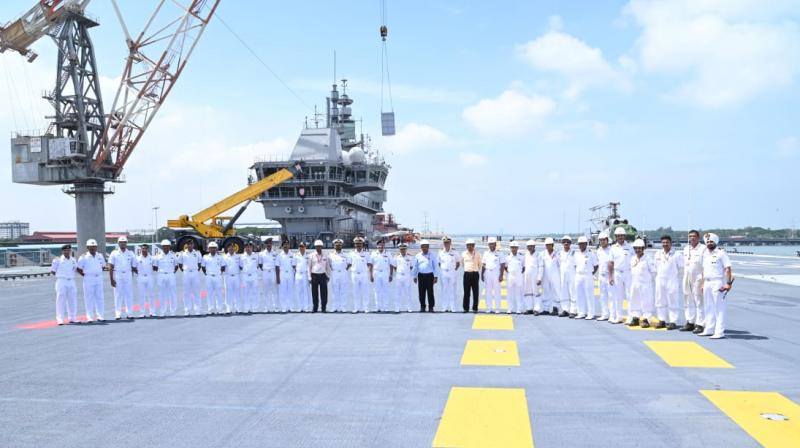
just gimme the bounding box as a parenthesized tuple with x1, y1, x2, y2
(595, 232, 612, 321)
(608, 226, 634, 324)
(371, 239, 393, 312)
(438, 236, 461, 313)
(558, 235, 577, 317)
(699, 233, 733, 339)
(574, 236, 599, 319)
(222, 242, 242, 314)
(293, 242, 312, 312)
(505, 241, 526, 314)
(50, 244, 78, 325)
(76, 239, 107, 322)
(259, 237, 279, 312)
(541, 237, 561, 315)
(412, 240, 440, 312)
(654, 235, 683, 330)
(461, 239, 481, 313)
(481, 237, 505, 313)
(135, 244, 156, 318)
(276, 240, 296, 312)
(392, 242, 415, 312)
(309, 240, 331, 312)
(523, 240, 545, 315)
(240, 242, 261, 313)
(153, 239, 179, 317)
(349, 237, 373, 313)
(627, 238, 656, 328)
(329, 239, 350, 312)
(202, 242, 226, 314)
(682, 230, 706, 333)
(178, 239, 203, 315)
(109, 236, 138, 320)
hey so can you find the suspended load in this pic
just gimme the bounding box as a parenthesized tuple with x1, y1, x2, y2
(379, 0, 395, 136)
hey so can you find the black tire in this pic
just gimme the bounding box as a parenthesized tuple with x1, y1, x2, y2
(222, 236, 245, 254)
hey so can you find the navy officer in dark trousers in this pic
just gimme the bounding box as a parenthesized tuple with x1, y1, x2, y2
(412, 240, 441, 312)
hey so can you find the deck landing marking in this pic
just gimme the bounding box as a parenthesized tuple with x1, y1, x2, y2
(472, 315, 514, 330)
(478, 299, 508, 310)
(701, 390, 800, 447)
(645, 341, 733, 368)
(432, 387, 534, 448)
(461, 340, 520, 366)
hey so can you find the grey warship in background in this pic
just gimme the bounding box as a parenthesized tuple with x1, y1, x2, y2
(251, 80, 390, 247)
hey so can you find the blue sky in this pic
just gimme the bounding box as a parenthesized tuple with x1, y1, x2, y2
(1, 0, 799, 235)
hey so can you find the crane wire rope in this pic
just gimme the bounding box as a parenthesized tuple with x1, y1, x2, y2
(379, 0, 393, 114)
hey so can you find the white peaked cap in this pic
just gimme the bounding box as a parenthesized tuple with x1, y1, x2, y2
(420, 239, 430, 246)
(526, 239, 536, 246)
(208, 242, 218, 248)
(562, 235, 572, 242)
(544, 237, 555, 245)
(314, 240, 324, 246)
(118, 236, 128, 243)
(86, 239, 97, 246)
(465, 238, 475, 245)
(633, 239, 645, 248)
(487, 237, 497, 243)
(509, 241, 519, 247)
(577, 236, 589, 243)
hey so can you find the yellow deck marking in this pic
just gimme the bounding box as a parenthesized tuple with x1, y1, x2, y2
(461, 340, 520, 366)
(623, 299, 629, 310)
(478, 299, 509, 310)
(645, 341, 733, 368)
(472, 315, 514, 330)
(501, 288, 508, 296)
(432, 387, 534, 448)
(701, 390, 800, 447)
(624, 318, 667, 331)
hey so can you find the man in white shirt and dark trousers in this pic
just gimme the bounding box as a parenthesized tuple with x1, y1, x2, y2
(413, 240, 440, 312)
(51, 244, 78, 325)
(309, 240, 331, 312)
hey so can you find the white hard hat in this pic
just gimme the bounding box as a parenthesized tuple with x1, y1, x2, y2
(314, 239, 323, 247)
(577, 236, 589, 244)
(526, 239, 536, 246)
(544, 237, 555, 245)
(161, 239, 171, 246)
(705, 233, 720, 245)
(598, 232, 609, 239)
(614, 227, 626, 236)
(465, 238, 475, 245)
(208, 242, 218, 249)
(632, 239, 645, 248)
(118, 236, 128, 243)
(562, 235, 572, 242)
(420, 239, 430, 246)
(509, 241, 519, 247)
(487, 237, 497, 244)
(86, 239, 97, 247)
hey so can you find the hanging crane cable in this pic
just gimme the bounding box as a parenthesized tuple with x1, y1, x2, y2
(379, 0, 395, 136)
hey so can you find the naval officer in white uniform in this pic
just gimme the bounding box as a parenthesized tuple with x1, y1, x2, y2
(682, 230, 706, 334)
(76, 239, 106, 322)
(154, 240, 179, 317)
(135, 244, 156, 318)
(109, 236, 137, 320)
(438, 236, 460, 312)
(699, 233, 733, 339)
(51, 244, 78, 325)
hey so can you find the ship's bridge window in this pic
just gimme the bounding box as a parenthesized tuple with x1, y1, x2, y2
(280, 187, 295, 197)
(310, 166, 326, 180)
(329, 166, 342, 180)
(328, 186, 338, 196)
(267, 188, 279, 198)
(356, 170, 366, 182)
(263, 168, 278, 177)
(311, 186, 324, 197)
(369, 170, 380, 183)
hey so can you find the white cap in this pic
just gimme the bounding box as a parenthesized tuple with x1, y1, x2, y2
(526, 239, 536, 246)
(598, 232, 609, 239)
(562, 235, 572, 242)
(465, 238, 475, 245)
(487, 237, 497, 244)
(633, 239, 645, 248)
(118, 236, 128, 243)
(208, 242, 218, 249)
(353, 237, 364, 244)
(442, 236, 452, 242)
(399, 242, 408, 248)
(314, 240, 323, 247)
(334, 239, 343, 245)
(298, 241, 307, 247)
(705, 233, 720, 245)
(614, 227, 626, 236)
(161, 239, 171, 246)
(86, 239, 98, 247)
(577, 236, 589, 244)
(420, 239, 430, 246)
(509, 241, 519, 248)
(544, 237, 555, 245)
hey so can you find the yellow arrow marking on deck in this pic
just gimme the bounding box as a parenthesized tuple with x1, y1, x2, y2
(645, 341, 733, 368)
(701, 390, 800, 447)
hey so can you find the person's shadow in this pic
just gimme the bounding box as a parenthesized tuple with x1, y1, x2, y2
(724, 329, 768, 340)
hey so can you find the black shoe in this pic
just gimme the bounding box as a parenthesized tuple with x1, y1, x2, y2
(692, 325, 705, 334)
(559, 311, 569, 317)
(568, 313, 577, 319)
(428, 309, 435, 313)
(654, 321, 666, 329)
(532, 311, 540, 316)
(420, 308, 426, 312)
(472, 309, 478, 314)
(640, 319, 651, 328)
(626, 317, 640, 327)
(680, 322, 695, 332)
(525, 310, 534, 315)
(115, 317, 121, 321)
(540, 310, 549, 316)
(666, 322, 677, 330)
(552, 307, 559, 315)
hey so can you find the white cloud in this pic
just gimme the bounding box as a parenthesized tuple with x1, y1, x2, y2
(517, 31, 630, 99)
(777, 136, 799, 159)
(624, 0, 800, 108)
(459, 152, 487, 166)
(382, 122, 450, 155)
(462, 89, 556, 137)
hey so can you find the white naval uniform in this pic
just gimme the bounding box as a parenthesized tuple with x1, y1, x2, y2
(701, 248, 732, 337)
(541, 250, 561, 312)
(683, 243, 705, 326)
(392, 253, 415, 312)
(154, 251, 179, 316)
(505, 252, 525, 314)
(241, 251, 261, 312)
(109, 247, 137, 319)
(179, 249, 203, 314)
(260, 249, 279, 312)
(294, 252, 311, 312)
(630, 253, 656, 321)
(276, 251, 295, 312)
(329, 251, 350, 312)
(349, 249, 372, 312)
(51, 255, 78, 324)
(609, 241, 634, 322)
(372, 250, 392, 311)
(202, 253, 225, 313)
(135, 254, 156, 317)
(655, 249, 683, 324)
(574, 249, 598, 318)
(596, 245, 612, 319)
(482, 250, 505, 312)
(438, 249, 459, 312)
(77, 251, 106, 322)
(524, 250, 544, 312)
(223, 253, 242, 312)
(558, 248, 577, 314)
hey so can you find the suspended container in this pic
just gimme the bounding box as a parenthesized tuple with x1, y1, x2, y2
(381, 112, 395, 136)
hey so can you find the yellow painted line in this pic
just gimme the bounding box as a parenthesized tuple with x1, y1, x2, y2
(501, 288, 508, 296)
(478, 299, 509, 310)
(623, 299, 629, 310)
(624, 318, 667, 331)
(645, 341, 733, 368)
(432, 387, 534, 448)
(701, 390, 800, 447)
(461, 340, 520, 366)
(472, 315, 514, 330)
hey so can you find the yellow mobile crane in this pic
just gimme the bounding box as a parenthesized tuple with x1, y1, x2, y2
(167, 163, 303, 252)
